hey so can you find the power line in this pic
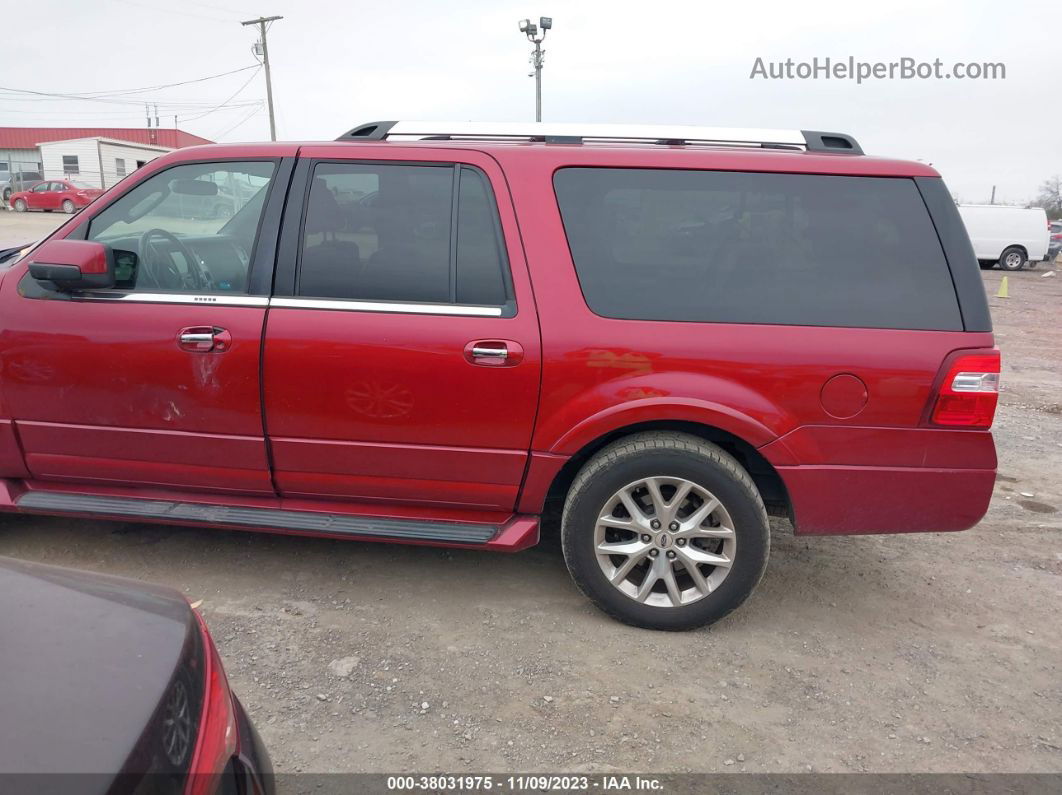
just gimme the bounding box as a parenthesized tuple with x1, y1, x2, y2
(214, 105, 263, 139)
(0, 66, 260, 106)
(0, 103, 260, 116)
(177, 67, 263, 122)
(66, 65, 259, 98)
(112, 0, 233, 23)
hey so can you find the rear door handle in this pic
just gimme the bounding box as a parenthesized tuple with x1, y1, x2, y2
(177, 326, 231, 353)
(464, 339, 524, 367)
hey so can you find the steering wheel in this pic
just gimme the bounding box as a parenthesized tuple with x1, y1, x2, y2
(137, 228, 212, 291)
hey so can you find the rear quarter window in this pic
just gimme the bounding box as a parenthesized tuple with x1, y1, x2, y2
(553, 167, 962, 330)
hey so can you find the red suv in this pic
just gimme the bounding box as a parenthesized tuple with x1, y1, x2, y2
(0, 122, 998, 630)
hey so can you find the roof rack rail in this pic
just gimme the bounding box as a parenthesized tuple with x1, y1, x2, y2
(334, 121, 863, 155)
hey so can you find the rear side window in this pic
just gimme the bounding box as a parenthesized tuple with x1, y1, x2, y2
(299, 162, 512, 307)
(553, 168, 962, 330)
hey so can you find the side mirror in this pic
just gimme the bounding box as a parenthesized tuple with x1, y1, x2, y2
(27, 239, 115, 291)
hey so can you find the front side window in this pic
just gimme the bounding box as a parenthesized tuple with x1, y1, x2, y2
(31, 183, 49, 193)
(554, 167, 962, 331)
(298, 162, 511, 307)
(87, 161, 276, 293)
(62, 155, 79, 175)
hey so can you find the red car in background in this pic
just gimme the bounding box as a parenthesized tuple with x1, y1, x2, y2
(9, 179, 103, 214)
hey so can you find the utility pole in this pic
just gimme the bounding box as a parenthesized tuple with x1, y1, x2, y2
(990, 185, 996, 204)
(241, 15, 283, 141)
(518, 17, 552, 122)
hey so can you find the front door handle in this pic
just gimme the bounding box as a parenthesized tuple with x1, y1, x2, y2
(464, 339, 524, 367)
(177, 326, 231, 353)
(471, 345, 508, 358)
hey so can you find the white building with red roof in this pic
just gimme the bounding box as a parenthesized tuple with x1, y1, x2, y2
(1, 127, 213, 191)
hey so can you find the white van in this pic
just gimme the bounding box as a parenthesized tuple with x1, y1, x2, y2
(958, 204, 1050, 271)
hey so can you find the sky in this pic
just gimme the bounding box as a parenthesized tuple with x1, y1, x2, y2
(2, 0, 1057, 204)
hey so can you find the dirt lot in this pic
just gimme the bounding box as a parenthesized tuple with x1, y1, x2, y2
(0, 210, 71, 249)
(0, 209, 1059, 777)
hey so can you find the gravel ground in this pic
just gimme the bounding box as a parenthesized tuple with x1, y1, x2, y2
(0, 210, 1059, 777)
(0, 209, 71, 248)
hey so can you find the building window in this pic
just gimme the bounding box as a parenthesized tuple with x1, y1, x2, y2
(115, 158, 126, 177)
(62, 155, 80, 175)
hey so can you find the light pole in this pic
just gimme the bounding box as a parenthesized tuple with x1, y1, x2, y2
(518, 17, 552, 122)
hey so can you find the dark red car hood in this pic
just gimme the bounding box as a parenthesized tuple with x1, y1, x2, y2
(0, 557, 194, 786)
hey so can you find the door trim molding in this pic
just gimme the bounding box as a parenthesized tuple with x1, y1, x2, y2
(269, 297, 503, 316)
(72, 291, 269, 307)
(63, 292, 504, 315)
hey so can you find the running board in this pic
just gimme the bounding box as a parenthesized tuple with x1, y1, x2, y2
(15, 491, 537, 549)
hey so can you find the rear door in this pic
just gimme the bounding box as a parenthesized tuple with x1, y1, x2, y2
(263, 146, 541, 510)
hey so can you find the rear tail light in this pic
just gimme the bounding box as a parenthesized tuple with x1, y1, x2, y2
(185, 609, 238, 795)
(929, 350, 1000, 428)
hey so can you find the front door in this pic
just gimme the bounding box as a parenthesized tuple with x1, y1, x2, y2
(0, 158, 286, 494)
(27, 182, 54, 210)
(263, 148, 541, 510)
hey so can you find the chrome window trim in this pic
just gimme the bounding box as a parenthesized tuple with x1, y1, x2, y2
(269, 297, 503, 317)
(64, 292, 504, 316)
(72, 291, 269, 307)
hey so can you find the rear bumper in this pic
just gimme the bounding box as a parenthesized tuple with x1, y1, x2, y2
(777, 465, 995, 534)
(763, 426, 996, 534)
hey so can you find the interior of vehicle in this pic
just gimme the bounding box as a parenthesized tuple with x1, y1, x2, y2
(555, 168, 962, 330)
(86, 162, 276, 293)
(298, 162, 510, 306)
(299, 163, 453, 302)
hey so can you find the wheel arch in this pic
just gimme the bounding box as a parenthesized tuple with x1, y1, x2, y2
(537, 420, 792, 528)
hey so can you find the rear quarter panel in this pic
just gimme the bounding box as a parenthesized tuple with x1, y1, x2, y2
(496, 146, 995, 530)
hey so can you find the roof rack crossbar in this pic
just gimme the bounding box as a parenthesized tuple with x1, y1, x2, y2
(335, 121, 863, 154)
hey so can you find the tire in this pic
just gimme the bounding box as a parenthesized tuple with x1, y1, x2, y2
(999, 246, 1027, 271)
(2, 188, 11, 204)
(62, 199, 76, 214)
(561, 431, 770, 631)
(978, 260, 995, 270)
(13, 198, 26, 212)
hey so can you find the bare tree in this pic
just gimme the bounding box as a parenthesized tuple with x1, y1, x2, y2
(1033, 175, 1062, 219)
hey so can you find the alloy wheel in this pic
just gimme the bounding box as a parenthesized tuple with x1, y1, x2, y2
(594, 476, 736, 607)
